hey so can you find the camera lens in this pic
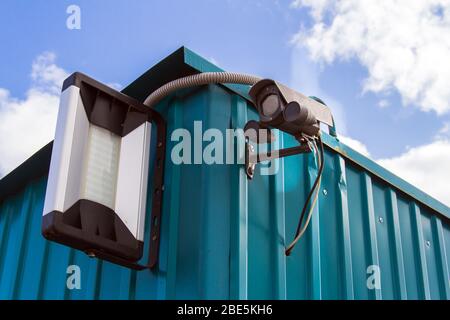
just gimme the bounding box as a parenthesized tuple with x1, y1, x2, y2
(261, 94, 280, 117)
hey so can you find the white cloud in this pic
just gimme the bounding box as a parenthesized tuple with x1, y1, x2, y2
(435, 121, 450, 139)
(293, 0, 450, 115)
(378, 139, 450, 207)
(107, 82, 123, 91)
(338, 132, 450, 207)
(339, 135, 371, 157)
(291, 0, 333, 20)
(31, 52, 69, 95)
(378, 99, 390, 108)
(0, 52, 68, 177)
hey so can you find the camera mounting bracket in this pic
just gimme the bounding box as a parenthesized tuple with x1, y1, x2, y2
(244, 135, 312, 179)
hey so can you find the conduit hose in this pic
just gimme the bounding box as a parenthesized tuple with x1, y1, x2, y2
(143, 72, 262, 108)
(285, 135, 324, 256)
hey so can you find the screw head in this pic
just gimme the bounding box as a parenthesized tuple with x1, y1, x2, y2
(322, 189, 328, 195)
(426, 240, 431, 247)
(378, 216, 384, 223)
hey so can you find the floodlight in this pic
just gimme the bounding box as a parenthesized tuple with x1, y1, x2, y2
(42, 73, 166, 269)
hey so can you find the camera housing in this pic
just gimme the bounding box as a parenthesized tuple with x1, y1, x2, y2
(249, 79, 333, 138)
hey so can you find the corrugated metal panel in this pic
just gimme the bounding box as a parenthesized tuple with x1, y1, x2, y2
(1, 48, 449, 300)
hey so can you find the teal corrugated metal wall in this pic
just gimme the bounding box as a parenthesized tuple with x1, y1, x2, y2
(1, 83, 450, 300)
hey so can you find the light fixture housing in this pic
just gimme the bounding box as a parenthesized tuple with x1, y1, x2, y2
(249, 79, 334, 138)
(42, 72, 166, 268)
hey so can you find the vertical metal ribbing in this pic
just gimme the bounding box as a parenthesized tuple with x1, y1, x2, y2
(63, 249, 76, 299)
(431, 215, 450, 299)
(273, 133, 286, 299)
(27, 179, 51, 300)
(37, 240, 50, 300)
(231, 161, 249, 300)
(165, 98, 182, 300)
(229, 95, 248, 300)
(0, 185, 33, 299)
(0, 204, 12, 295)
(118, 268, 134, 300)
(83, 259, 102, 300)
(362, 173, 382, 300)
(387, 190, 407, 299)
(231, 163, 249, 300)
(335, 155, 354, 300)
(411, 203, 431, 300)
(48, 245, 74, 299)
(0, 204, 11, 278)
(307, 151, 321, 299)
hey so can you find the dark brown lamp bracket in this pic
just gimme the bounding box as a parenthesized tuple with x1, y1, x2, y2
(134, 109, 167, 270)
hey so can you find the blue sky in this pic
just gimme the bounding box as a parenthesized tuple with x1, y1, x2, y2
(1, 0, 450, 205)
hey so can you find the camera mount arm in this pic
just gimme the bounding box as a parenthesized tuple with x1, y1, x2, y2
(244, 134, 313, 179)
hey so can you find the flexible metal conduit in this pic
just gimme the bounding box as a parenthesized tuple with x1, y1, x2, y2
(143, 72, 262, 108)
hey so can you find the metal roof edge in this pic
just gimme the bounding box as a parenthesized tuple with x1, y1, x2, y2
(122, 46, 252, 103)
(321, 132, 450, 220)
(0, 142, 53, 203)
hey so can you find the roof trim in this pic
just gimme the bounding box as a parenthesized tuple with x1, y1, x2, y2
(121, 46, 251, 103)
(0, 142, 53, 202)
(322, 133, 450, 219)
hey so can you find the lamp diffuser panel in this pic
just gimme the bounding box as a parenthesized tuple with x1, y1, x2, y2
(42, 72, 155, 262)
(81, 125, 121, 210)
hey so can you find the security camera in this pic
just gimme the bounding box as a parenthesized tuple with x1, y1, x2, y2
(248, 79, 334, 138)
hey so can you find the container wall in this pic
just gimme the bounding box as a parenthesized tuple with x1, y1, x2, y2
(1, 84, 449, 300)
